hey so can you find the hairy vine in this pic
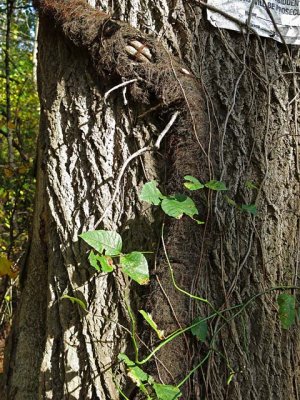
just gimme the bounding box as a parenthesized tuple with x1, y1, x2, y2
(34, 0, 204, 135)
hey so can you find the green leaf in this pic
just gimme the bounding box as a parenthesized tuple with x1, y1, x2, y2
(99, 255, 114, 272)
(0, 256, 17, 278)
(205, 180, 227, 191)
(120, 252, 149, 285)
(192, 217, 205, 225)
(227, 372, 235, 385)
(88, 251, 114, 273)
(139, 310, 165, 339)
(118, 354, 150, 389)
(190, 317, 208, 342)
(61, 295, 87, 311)
(118, 353, 135, 367)
(224, 196, 237, 207)
(80, 230, 122, 255)
(245, 180, 258, 190)
(161, 194, 198, 219)
(153, 383, 182, 400)
(240, 204, 257, 216)
(139, 180, 165, 205)
(88, 250, 101, 271)
(183, 175, 204, 191)
(278, 294, 296, 329)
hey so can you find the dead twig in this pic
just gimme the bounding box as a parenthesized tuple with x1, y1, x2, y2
(94, 111, 179, 228)
(104, 79, 138, 102)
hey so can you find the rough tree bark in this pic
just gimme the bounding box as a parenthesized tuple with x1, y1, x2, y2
(3, 1, 300, 399)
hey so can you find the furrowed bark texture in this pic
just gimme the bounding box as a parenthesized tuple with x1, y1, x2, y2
(4, 2, 163, 398)
(4, 1, 300, 399)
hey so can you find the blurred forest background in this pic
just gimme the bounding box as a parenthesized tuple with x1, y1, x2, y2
(0, 0, 38, 372)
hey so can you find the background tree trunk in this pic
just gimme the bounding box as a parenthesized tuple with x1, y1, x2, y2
(4, 1, 300, 399)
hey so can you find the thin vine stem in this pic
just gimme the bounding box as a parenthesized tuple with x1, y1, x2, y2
(161, 224, 230, 325)
(137, 314, 218, 366)
(177, 351, 211, 388)
(161, 223, 212, 307)
(176, 285, 300, 387)
(124, 286, 140, 362)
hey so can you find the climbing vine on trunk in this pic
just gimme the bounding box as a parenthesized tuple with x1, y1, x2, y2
(3, 1, 300, 399)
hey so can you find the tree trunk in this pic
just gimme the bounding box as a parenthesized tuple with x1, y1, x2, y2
(4, 1, 300, 399)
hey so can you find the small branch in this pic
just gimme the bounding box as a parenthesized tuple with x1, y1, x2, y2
(122, 86, 128, 106)
(5, 0, 14, 166)
(104, 79, 138, 102)
(94, 111, 179, 228)
(0, 128, 28, 162)
(154, 111, 179, 149)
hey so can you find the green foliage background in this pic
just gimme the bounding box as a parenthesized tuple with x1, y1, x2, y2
(0, 1, 38, 258)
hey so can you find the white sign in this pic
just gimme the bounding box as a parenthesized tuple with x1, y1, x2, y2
(207, 0, 300, 45)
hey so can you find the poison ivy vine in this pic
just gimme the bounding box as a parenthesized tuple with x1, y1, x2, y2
(62, 175, 298, 400)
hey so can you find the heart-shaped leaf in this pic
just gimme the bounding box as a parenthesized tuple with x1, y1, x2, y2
(161, 194, 198, 219)
(80, 230, 122, 255)
(183, 175, 204, 191)
(120, 251, 149, 285)
(153, 383, 182, 400)
(205, 180, 227, 191)
(139, 180, 165, 205)
(240, 204, 258, 216)
(190, 317, 208, 342)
